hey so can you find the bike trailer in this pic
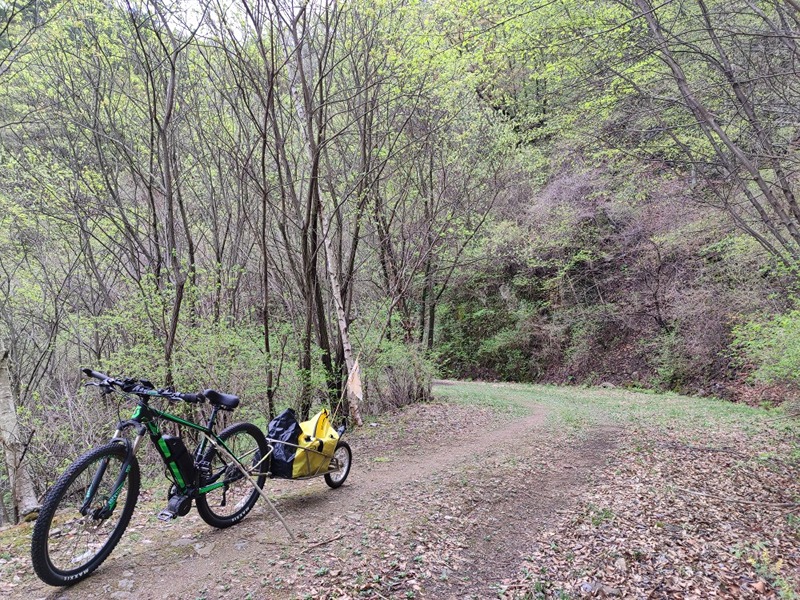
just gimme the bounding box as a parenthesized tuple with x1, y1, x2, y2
(267, 408, 340, 479)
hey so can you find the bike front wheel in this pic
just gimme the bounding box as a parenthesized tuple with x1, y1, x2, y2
(195, 422, 268, 528)
(31, 441, 140, 586)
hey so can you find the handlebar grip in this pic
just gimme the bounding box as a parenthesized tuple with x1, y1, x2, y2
(82, 368, 111, 381)
(177, 393, 202, 403)
(161, 390, 203, 403)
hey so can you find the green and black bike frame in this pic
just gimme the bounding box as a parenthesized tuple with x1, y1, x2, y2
(82, 392, 242, 518)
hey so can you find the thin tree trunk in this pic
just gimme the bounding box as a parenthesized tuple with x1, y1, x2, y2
(0, 347, 39, 522)
(283, 6, 347, 419)
(260, 114, 276, 420)
(321, 211, 364, 426)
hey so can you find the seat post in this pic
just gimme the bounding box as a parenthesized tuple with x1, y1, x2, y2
(206, 405, 220, 430)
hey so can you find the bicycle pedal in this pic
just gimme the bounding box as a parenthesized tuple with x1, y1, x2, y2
(157, 509, 177, 521)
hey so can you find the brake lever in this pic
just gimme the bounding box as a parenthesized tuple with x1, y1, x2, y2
(85, 380, 114, 396)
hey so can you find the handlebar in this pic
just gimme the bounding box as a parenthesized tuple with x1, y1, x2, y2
(82, 368, 204, 405)
(82, 368, 112, 382)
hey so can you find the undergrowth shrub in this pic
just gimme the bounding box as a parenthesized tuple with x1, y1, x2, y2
(643, 328, 693, 389)
(362, 340, 436, 413)
(733, 310, 800, 386)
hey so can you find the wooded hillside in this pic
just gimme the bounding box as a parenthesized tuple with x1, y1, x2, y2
(1, 0, 798, 523)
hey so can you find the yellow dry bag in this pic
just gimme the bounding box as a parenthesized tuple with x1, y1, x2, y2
(292, 409, 340, 478)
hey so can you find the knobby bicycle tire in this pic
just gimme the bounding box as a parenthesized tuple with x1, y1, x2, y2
(31, 441, 140, 586)
(195, 421, 268, 528)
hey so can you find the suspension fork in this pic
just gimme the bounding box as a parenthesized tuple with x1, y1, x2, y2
(80, 422, 146, 518)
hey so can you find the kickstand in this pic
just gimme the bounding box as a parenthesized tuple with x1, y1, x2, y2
(202, 434, 293, 538)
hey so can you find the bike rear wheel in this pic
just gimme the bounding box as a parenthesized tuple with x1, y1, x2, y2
(195, 422, 268, 528)
(31, 441, 140, 586)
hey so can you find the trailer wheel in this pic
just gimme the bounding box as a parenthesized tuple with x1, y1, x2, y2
(324, 441, 352, 489)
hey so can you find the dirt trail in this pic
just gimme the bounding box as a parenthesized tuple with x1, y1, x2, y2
(10, 394, 618, 600)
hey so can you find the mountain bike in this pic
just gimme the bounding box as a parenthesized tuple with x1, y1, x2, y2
(30, 369, 270, 586)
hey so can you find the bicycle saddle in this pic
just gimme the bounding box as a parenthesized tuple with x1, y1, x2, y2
(203, 389, 240, 410)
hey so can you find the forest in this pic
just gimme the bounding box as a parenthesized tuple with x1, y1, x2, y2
(1, 0, 799, 527)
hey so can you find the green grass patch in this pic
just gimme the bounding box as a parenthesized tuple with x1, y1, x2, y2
(433, 381, 798, 442)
